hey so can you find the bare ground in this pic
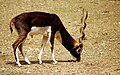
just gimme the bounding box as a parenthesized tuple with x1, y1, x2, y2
(0, 0, 120, 75)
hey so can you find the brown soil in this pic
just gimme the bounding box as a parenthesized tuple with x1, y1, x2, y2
(0, 0, 120, 75)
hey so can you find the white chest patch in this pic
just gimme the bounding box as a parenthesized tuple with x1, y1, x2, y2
(29, 26, 51, 37)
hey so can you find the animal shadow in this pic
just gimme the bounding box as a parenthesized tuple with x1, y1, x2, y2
(6, 60, 76, 66)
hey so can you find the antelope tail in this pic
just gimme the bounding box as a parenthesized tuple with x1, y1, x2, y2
(10, 18, 16, 33)
(10, 21, 14, 33)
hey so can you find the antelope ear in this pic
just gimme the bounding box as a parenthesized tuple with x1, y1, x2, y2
(74, 43, 80, 48)
(79, 38, 82, 43)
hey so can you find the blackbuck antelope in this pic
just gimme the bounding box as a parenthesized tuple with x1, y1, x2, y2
(10, 9, 88, 66)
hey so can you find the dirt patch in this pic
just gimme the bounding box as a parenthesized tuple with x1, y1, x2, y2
(0, 0, 120, 75)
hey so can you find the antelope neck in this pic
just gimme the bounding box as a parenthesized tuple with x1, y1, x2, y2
(59, 25, 77, 51)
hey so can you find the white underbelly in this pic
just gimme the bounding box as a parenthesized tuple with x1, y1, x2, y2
(29, 26, 51, 37)
(29, 26, 62, 43)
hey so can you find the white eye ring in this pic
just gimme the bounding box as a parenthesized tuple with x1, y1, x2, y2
(76, 48, 81, 54)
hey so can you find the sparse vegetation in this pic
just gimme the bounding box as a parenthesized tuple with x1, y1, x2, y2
(0, 0, 120, 75)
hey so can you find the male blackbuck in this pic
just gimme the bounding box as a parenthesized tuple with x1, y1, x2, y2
(10, 9, 88, 66)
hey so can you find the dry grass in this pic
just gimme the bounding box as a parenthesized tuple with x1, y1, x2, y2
(0, 0, 120, 75)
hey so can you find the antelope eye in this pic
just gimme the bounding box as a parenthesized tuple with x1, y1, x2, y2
(76, 49, 81, 54)
(78, 50, 80, 52)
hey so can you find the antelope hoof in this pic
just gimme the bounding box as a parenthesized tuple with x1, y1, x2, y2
(38, 60, 42, 64)
(16, 62, 22, 67)
(53, 61, 58, 64)
(39, 61, 42, 64)
(26, 61, 31, 65)
(25, 58, 31, 65)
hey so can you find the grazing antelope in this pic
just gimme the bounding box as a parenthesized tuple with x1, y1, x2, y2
(10, 9, 88, 66)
